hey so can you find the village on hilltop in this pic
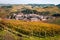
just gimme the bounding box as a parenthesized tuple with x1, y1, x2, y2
(7, 12, 56, 22)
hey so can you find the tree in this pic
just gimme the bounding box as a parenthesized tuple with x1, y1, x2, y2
(21, 9, 33, 14)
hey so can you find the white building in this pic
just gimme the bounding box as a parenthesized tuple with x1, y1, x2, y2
(15, 13, 24, 20)
(30, 18, 40, 21)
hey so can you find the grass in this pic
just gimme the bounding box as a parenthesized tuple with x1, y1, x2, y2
(23, 36, 60, 40)
(3, 30, 60, 40)
(52, 18, 60, 25)
(0, 30, 60, 40)
(47, 18, 60, 25)
(0, 30, 19, 40)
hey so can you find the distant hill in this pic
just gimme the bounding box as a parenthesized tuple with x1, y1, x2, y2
(0, 4, 12, 6)
(56, 4, 60, 8)
(0, 4, 55, 7)
(28, 4, 55, 7)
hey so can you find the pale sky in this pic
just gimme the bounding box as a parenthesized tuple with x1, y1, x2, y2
(0, 0, 60, 5)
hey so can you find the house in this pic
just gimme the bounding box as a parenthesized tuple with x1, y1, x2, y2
(15, 13, 24, 20)
(24, 14, 28, 18)
(28, 14, 39, 18)
(23, 18, 30, 22)
(30, 18, 40, 21)
(39, 15, 44, 19)
(41, 18, 47, 21)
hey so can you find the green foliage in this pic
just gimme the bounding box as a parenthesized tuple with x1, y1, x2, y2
(1, 6, 12, 8)
(21, 9, 33, 14)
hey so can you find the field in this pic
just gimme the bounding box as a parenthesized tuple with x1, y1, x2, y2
(0, 19, 60, 40)
(49, 18, 60, 25)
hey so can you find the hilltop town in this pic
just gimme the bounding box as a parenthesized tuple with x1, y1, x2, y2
(7, 12, 56, 22)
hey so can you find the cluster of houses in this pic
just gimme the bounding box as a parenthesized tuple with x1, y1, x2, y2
(8, 13, 55, 21)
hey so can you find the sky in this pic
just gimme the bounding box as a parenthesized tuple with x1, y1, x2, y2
(0, 0, 60, 5)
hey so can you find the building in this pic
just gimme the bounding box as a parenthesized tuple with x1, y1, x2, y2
(30, 18, 40, 21)
(8, 13, 54, 21)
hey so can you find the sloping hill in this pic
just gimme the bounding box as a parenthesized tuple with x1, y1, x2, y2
(0, 19, 60, 40)
(0, 19, 60, 36)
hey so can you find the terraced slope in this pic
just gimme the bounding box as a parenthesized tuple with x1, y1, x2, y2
(0, 19, 60, 40)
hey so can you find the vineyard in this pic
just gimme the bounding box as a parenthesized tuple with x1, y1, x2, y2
(0, 19, 60, 40)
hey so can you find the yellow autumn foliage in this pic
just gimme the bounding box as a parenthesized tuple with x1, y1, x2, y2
(0, 19, 60, 37)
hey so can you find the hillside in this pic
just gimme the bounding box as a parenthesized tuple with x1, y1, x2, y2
(0, 4, 60, 17)
(0, 19, 60, 40)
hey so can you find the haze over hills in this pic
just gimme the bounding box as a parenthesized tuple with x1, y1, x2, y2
(0, 4, 55, 7)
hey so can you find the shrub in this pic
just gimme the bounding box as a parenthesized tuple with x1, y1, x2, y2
(0, 19, 60, 37)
